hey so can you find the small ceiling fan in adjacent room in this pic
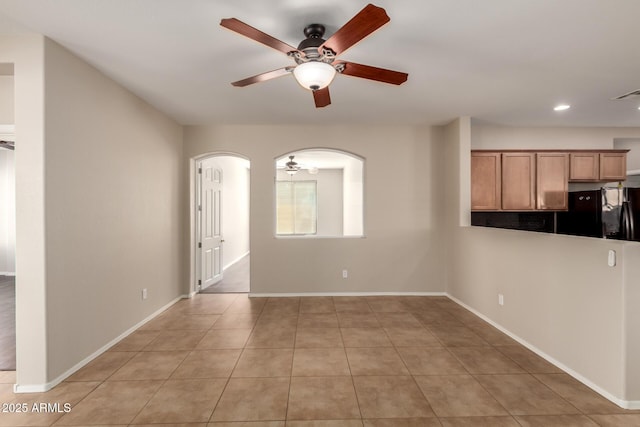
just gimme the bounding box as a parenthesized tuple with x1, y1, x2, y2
(220, 3, 409, 108)
(284, 155, 301, 175)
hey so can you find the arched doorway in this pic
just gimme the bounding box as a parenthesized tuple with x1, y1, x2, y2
(192, 153, 250, 293)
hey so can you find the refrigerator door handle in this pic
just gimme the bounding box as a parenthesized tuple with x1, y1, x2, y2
(630, 202, 636, 240)
(621, 202, 632, 240)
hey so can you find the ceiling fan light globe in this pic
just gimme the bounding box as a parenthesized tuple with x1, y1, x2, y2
(293, 61, 336, 91)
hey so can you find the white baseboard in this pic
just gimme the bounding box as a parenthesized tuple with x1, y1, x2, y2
(249, 291, 447, 298)
(13, 294, 189, 394)
(223, 251, 250, 271)
(0, 272, 16, 277)
(446, 293, 640, 410)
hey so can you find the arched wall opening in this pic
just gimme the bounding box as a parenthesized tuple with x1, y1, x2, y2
(274, 148, 364, 238)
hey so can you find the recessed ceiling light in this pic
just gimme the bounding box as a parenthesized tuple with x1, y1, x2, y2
(554, 104, 571, 111)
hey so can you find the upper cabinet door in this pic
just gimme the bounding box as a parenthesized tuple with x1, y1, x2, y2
(569, 152, 627, 182)
(569, 153, 599, 181)
(536, 153, 569, 210)
(471, 152, 501, 211)
(600, 153, 627, 181)
(502, 153, 535, 210)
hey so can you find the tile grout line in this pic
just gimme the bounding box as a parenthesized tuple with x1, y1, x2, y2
(208, 293, 267, 423)
(281, 298, 301, 422)
(339, 301, 365, 423)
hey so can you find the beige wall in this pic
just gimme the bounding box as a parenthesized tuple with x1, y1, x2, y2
(449, 122, 640, 405)
(624, 243, 640, 400)
(450, 226, 628, 399)
(343, 155, 364, 236)
(471, 124, 640, 150)
(1, 35, 184, 389)
(185, 124, 446, 295)
(41, 39, 185, 383)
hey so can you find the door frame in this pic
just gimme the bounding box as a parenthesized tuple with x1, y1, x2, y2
(189, 152, 251, 295)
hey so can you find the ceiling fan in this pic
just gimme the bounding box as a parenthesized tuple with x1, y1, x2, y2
(284, 156, 301, 174)
(220, 3, 408, 108)
(0, 140, 14, 150)
(276, 155, 320, 175)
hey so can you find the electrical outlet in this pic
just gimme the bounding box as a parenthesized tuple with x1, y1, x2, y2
(342, 269, 348, 279)
(142, 288, 148, 300)
(498, 294, 504, 306)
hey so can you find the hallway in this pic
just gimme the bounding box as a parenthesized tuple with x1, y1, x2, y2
(200, 255, 250, 294)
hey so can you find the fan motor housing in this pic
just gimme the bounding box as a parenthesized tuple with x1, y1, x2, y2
(297, 24, 327, 58)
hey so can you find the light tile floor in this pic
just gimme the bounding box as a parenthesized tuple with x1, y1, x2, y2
(1, 294, 640, 426)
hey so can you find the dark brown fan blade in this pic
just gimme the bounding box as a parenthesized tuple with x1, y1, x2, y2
(313, 87, 331, 108)
(231, 67, 293, 87)
(221, 18, 299, 55)
(337, 61, 408, 85)
(0, 140, 14, 150)
(320, 4, 390, 56)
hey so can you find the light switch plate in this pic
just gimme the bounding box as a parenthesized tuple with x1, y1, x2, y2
(608, 250, 616, 267)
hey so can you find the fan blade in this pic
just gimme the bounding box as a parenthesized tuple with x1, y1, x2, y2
(337, 61, 408, 85)
(231, 67, 293, 87)
(221, 18, 299, 55)
(313, 87, 331, 108)
(0, 140, 14, 150)
(320, 4, 390, 56)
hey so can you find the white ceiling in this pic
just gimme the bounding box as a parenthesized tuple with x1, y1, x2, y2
(1, 0, 640, 127)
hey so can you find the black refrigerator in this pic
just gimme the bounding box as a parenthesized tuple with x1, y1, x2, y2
(621, 187, 640, 241)
(556, 187, 640, 241)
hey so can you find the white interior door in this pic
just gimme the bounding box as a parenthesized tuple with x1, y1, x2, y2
(199, 158, 223, 290)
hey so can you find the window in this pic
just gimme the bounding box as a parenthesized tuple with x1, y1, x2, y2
(276, 180, 317, 235)
(275, 149, 364, 237)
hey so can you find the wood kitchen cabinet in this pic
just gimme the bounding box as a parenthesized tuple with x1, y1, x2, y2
(536, 153, 569, 210)
(502, 153, 536, 210)
(599, 152, 627, 181)
(470, 151, 537, 211)
(471, 149, 628, 213)
(569, 153, 599, 181)
(471, 152, 501, 210)
(569, 152, 627, 182)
